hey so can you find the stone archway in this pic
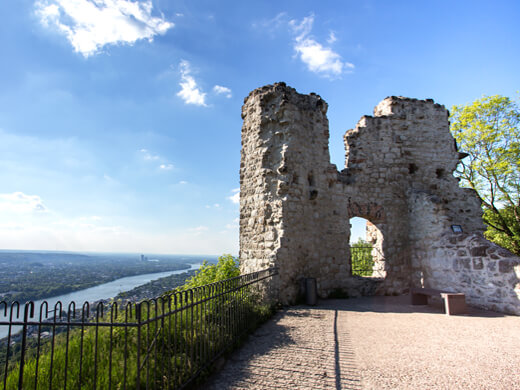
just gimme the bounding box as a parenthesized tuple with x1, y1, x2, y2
(239, 83, 520, 314)
(348, 202, 387, 279)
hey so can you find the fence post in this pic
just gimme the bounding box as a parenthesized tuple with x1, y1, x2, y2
(136, 302, 142, 389)
(18, 301, 34, 389)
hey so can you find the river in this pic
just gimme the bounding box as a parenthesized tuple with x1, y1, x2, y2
(0, 263, 200, 339)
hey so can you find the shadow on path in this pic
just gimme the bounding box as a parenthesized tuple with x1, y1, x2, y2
(204, 306, 361, 389)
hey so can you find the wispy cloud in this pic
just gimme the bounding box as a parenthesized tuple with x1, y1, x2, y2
(188, 225, 209, 236)
(0, 192, 48, 213)
(327, 31, 337, 44)
(139, 148, 174, 171)
(252, 12, 287, 37)
(35, 0, 174, 57)
(188, 225, 208, 232)
(140, 148, 160, 161)
(213, 85, 232, 98)
(177, 60, 207, 106)
(289, 14, 353, 78)
(103, 174, 119, 185)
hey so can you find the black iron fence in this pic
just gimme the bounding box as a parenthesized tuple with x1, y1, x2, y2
(350, 245, 375, 276)
(0, 267, 277, 389)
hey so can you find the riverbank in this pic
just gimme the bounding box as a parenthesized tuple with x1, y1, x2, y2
(0, 263, 202, 340)
(0, 251, 213, 303)
(114, 269, 197, 303)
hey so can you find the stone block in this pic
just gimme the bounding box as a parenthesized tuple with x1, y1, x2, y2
(498, 260, 516, 273)
(470, 246, 488, 257)
(472, 258, 484, 270)
(487, 261, 497, 272)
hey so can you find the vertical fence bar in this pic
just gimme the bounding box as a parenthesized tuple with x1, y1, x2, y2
(166, 294, 172, 389)
(93, 303, 103, 390)
(123, 303, 130, 390)
(136, 302, 142, 390)
(197, 287, 203, 371)
(159, 297, 166, 389)
(18, 302, 33, 389)
(174, 294, 178, 387)
(153, 299, 158, 389)
(202, 286, 207, 366)
(189, 289, 194, 379)
(144, 302, 149, 389)
(108, 303, 116, 390)
(4, 303, 19, 389)
(49, 301, 61, 389)
(63, 302, 75, 390)
(34, 301, 47, 390)
(78, 302, 89, 390)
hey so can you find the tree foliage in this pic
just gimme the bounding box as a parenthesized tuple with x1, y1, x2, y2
(183, 254, 240, 289)
(450, 95, 520, 254)
(351, 238, 370, 248)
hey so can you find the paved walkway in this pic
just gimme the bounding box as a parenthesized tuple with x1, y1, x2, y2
(205, 296, 520, 389)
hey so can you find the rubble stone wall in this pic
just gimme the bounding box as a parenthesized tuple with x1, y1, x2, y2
(239, 82, 520, 314)
(418, 233, 520, 315)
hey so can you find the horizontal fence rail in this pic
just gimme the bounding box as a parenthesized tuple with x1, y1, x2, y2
(0, 267, 277, 389)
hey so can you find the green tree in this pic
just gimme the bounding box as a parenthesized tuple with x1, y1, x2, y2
(183, 254, 240, 288)
(450, 95, 520, 254)
(351, 238, 370, 247)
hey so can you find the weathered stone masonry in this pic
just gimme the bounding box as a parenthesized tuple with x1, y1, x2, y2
(239, 83, 520, 315)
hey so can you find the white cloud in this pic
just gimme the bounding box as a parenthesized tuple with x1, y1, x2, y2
(204, 203, 222, 209)
(176, 60, 207, 106)
(227, 188, 240, 204)
(139, 148, 175, 171)
(188, 225, 208, 232)
(213, 85, 232, 98)
(0, 195, 237, 254)
(228, 192, 239, 204)
(0, 192, 48, 213)
(252, 12, 287, 37)
(188, 225, 209, 236)
(159, 163, 173, 170)
(140, 148, 160, 161)
(178, 180, 188, 185)
(327, 31, 337, 44)
(35, 0, 174, 57)
(289, 14, 353, 78)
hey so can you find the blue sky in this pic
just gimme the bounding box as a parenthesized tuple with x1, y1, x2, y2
(0, 0, 518, 255)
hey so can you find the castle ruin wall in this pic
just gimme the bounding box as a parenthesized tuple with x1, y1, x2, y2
(239, 83, 520, 314)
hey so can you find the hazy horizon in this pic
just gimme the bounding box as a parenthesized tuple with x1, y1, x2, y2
(0, 1, 517, 254)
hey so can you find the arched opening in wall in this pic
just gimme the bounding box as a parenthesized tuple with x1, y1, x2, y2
(349, 217, 386, 278)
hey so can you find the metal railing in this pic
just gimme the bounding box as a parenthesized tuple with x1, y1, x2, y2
(0, 267, 277, 389)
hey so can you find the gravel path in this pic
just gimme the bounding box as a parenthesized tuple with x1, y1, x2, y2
(204, 296, 520, 389)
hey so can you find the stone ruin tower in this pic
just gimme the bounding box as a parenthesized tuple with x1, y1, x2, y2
(239, 83, 520, 315)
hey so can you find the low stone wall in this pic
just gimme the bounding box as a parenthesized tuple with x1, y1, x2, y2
(421, 233, 520, 315)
